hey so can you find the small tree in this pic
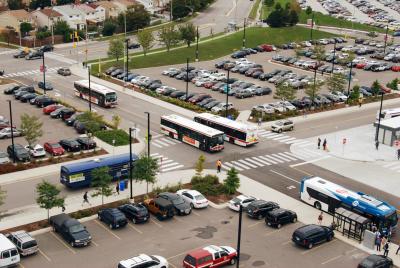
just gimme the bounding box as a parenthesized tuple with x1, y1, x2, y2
(326, 73, 347, 93)
(371, 80, 381, 96)
(349, 85, 360, 101)
(288, 9, 299, 26)
(20, 22, 33, 37)
(264, 0, 275, 7)
(107, 38, 124, 62)
(179, 23, 196, 47)
(102, 20, 117, 36)
(274, 83, 296, 100)
(76, 111, 104, 135)
(111, 114, 121, 129)
(20, 113, 43, 148)
(132, 154, 159, 194)
(223, 168, 240, 195)
(36, 181, 65, 221)
(137, 30, 154, 56)
(91, 167, 113, 205)
(158, 25, 180, 52)
(195, 155, 205, 176)
(387, 78, 399, 91)
(305, 81, 323, 104)
(305, 6, 312, 15)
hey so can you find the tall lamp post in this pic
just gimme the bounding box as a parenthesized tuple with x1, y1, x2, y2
(185, 57, 189, 98)
(42, 52, 46, 95)
(242, 18, 246, 49)
(331, 40, 337, 72)
(383, 25, 389, 54)
(88, 66, 92, 112)
(236, 205, 243, 268)
(195, 26, 199, 61)
(144, 112, 150, 157)
(225, 69, 230, 118)
(128, 127, 136, 199)
(7, 100, 15, 163)
(374, 92, 384, 149)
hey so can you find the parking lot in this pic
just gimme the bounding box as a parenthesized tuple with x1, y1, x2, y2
(19, 206, 368, 268)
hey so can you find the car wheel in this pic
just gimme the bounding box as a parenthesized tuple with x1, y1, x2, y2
(278, 129, 283, 133)
(308, 243, 313, 249)
(277, 223, 282, 229)
(132, 217, 136, 224)
(292, 217, 297, 223)
(187, 209, 192, 215)
(230, 258, 236, 265)
(327, 234, 333, 241)
(290, 126, 294, 131)
(314, 202, 322, 210)
(190, 203, 194, 209)
(257, 214, 263, 220)
(266, 221, 271, 226)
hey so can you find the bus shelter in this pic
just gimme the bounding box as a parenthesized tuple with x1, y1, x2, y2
(332, 207, 372, 242)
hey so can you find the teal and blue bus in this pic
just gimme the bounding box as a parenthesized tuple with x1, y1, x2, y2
(60, 153, 138, 188)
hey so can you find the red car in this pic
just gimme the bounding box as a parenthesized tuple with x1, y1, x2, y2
(43, 142, 65, 156)
(356, 63, 367, 69)
(392, 65, 400, 72)
(380, 85, 391, 93)
(183, 245, 237, 268)
(203, 81, 216, 89)
(43, 104, 63, 115)
(259, 44, 276, 52)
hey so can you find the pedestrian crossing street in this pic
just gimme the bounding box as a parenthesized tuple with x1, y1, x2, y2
(151, 153, 184, 173)
(151, 136, 181, 149)
(0, 67, 61, 78)
(257, 129, 314, 147)
(381, 162, 400, 173)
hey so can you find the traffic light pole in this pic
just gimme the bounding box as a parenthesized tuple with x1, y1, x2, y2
(42, 52, 46, 95)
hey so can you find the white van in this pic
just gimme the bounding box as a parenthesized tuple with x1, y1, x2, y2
(376, 108, 400, 120)
(0, 234, 20, 267)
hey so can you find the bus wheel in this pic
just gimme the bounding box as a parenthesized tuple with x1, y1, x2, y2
(314, 202, 322, 210)
(169, 133, 174, 139)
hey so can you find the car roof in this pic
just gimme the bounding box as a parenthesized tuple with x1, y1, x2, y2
(295, 224, 324, 234)
(268, 208, 294, 215)
(187, 248, 212, 258)
(179, 189, 202, 196)
(119, 254, 153, 267)
(249, 200, 271, 206)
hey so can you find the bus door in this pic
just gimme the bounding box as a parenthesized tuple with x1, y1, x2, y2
(328, 198, 341, 213)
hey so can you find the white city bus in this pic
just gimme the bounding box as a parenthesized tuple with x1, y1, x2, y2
(193, 113, 258, 147)
(376, 108, 400, 120)
(74, 80, 117, 108)
(161, 114, 225, 152)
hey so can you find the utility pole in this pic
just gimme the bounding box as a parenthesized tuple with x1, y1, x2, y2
(145, 112, 150, 157)
(236, 205, 243, 268)
(170, 0, 173, 21)
(374, 92, 384, 148)
(195, 26, 199, 61)
(7, 100, 15, 163)
(125, 38, 129, 82)
(42, 52, 46, 95)
(185, 57, 189, 98)
(225, 69, 230, 118)
(242, 18, 246, 49)
(384, 25, 389, 54)
(88, 66, 92, 112)
(331, 40, 336, 72)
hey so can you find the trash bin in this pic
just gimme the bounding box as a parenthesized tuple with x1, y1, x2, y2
(119, 181, 125, 191)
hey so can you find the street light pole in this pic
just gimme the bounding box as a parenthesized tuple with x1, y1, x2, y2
(186, 57, 189, 98)
(331, 40, 336, 72)
(236, 205, 243, 268)
(42, 52, 46, 95)
(144, 112, 150, 157)
(129, 127, 133, 199)
(195, 26, 199, 61)
(7, 100, 15, 163)
(242, 18, 246, 49)
(225, 69, 230, 118)
(374, 92, 384, 148)
(383, 25, 389, 54)
(310, 12, 314, 41)
(88, 66, 92, 112)
(125, 38, 129, 83)
(346, 60, 353, 101)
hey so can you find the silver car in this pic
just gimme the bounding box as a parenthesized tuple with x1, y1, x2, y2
(0, 151, 10, 164)
(271, 120, 294, 133)
(0, 127, 21, 139)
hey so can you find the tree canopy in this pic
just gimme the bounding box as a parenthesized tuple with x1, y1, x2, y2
(20, 114, 43, 147)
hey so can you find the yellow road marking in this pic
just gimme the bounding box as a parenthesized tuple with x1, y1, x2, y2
(18, 263, 25, 268)
(94, 220, 121, 240)
(128, 223, 143, 234)
(49, 232, 76, 254)
(38, 248, 51, 262)
(301, 239, 337, 255)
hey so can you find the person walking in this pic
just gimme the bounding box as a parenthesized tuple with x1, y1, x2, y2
(216, 159, 222, 173)
(82, 191, 91, 206)
(115, 182, 120, 195)
(323, 139, 327, 151)
(397, 149, 400, 160)
(358, 98, 363, 108)
(258, 117, 262, 127)
(62, 204, 66, 212)
(318, 212, 323, 224)
(317, 137, 321, 149)
(375, 140, 379, 150)
(376, 235, 382, 251)
(383, 242, 390, 257)
(381, 236, 387, 249)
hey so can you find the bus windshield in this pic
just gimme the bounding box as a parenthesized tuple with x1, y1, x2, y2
(385, 211, 398, 227)
(210, 135, 224, 146)
(106, 92, 117, 102)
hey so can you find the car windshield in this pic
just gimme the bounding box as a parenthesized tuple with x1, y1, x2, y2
(275, 121, 284, 126)
(171, 195, 185, 205)
(22, 240, 37, 249)
(195, 195, 206, 201)
(105, 92, 117, 102)
(69, 225, 85, 234)
(50, 143, 61, 148)
(359, 259, 374, 268)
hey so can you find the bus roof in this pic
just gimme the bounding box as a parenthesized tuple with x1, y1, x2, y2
(61, 153, 138, 173)
(161, 114, 224, 137)
(304, 176, 396, 216)
(195, 113, 257, 132)
(74, 80, 116, 95)
(382, 108, 400, 115)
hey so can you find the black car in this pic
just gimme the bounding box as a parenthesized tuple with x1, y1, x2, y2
(59, 139, 81, 152)
(170, 90, 185, 98)
(38, 81, 53, 91)
(65, 112, 82, 125)
(7, 144, 30, 162)
(35, 96, 55, 107)
(358, 254, 393, 268)
(265, 208, 297, 228)
(58, 108, 75, 120)
(50, 107, 73, 119)
(204, 100, 220, 110)
(13, 50, 29, 58)
(105, 67, 117, 75)
(118, 203, 149, 224)
(179, 92, 196, 101)
(25, 50, 43, 60)
(158, 192, 192, 215)
(110, 69, 123, 77)
(198, 98, 216, 108)
(148, 82, 162, 91)
(98, 208, 128, 229)
(254, 87, 271, 96)
(19, 93, 37, 103)
(128, 43, 140, 49)
(215, 60, 230, 69)
(3, 85, 21, 94)
(246, 200, 279, 219)
(14, 90, 30, 100)
(292, 224, 334, 249)
(76, 137, 96, 150)
(39, 44, 54, 52)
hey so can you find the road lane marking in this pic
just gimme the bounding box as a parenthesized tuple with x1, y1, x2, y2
(150, 218, 163, 228)
(290, 156, 331, 167)
(18, 263, 25, 268)
(94, 220, 121, 240)
(128, 223, 143, 234)
(169, 262, 177, 268)
(270, 170, 300, 184)
(193, 211, 201, 217)
(301, 239, 337, 255)
(291, 166, 312, 176)
(49, 232, 76, 254)
(321, 255, 342, 265)
(225, 0, 237, 16)
(91, 240, 99, 247)
(282, 240, 292, 245)
(38, 248, 51, 262)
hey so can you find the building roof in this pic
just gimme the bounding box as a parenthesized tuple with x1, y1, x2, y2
(38, 8, 63, 18)
(377, 116, 400, 129)
(54, 5, 84, 17)
(2, 9, 31, 20)
(94, 1, 118, 9)
(74, 4, 95, 13)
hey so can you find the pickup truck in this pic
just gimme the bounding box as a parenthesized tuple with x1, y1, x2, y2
(49, 213, 91, 247)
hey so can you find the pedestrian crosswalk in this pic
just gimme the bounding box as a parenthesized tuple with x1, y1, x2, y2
(258, 129, 314, 147)
(151, 153, 184, 173)
(151, 137, 182, 149)
(0, 67, 61, 78)
(381, 162, 400, 173)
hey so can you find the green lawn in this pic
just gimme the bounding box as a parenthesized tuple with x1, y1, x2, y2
(249, 0, 262, 20)
(91, 26, 336, 74)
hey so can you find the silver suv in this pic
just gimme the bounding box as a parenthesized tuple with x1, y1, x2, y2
(271, 120, 294, 133)
(6, 231, 38, 256)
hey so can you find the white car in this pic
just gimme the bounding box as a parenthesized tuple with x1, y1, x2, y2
(252, 104, 274, 114)
(209, 73, 227, 81)
(211, 102, 234, 113)
(176, 189, 209, 209)
(268, 102, 286, 113)
(118, 254, 168, 268)
(278, 101, 297, 111)
(162, 68, 179, 75)
(0, 128, 21, 139)
(0, 151, 10, 164)
(131, 76, 147, 85)
(234, 58, 249, 64)
(271, 119, 294, 133)
(24, 144, 46, 158)
(195, 78, 211, 87)
(228, 195, 257, 211)
(332, 91, 348, 101)
(156, 86, 175, 94)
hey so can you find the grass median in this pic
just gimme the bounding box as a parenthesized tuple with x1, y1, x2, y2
(91, 26, 336, 74)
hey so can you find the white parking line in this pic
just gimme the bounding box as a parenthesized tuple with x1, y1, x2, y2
(150, 218, 163, 228)
(49, 232, 76, 254)
(321, 255, 342, 265)
(94, 220, 121, 240)
(302, 239, 337, 255)
(38, 249, 51, 262)
(128, 223, 143, 234)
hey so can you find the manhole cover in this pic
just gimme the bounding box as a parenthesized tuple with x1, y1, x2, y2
(252, 261, 265, 266)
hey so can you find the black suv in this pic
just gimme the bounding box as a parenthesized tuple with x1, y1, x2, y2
(246, 200, 279, 220)
(35, 96, 55, 107)
(265, 208, 297, 228)
(158, 192, 191, 216)
(39, 44, 54, 52)
(7, 144, 30, 162)
(292, 224, 334, 249)
(76, 137, 96, 150)
(3, 85, 21, 95)
(358, 254, 393, 268)
(59, 139, 81, 152)
(98, 208, 128, 229)
(118, 203, 149, 224)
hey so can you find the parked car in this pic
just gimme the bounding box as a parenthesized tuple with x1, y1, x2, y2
(49, 213, 91, 247)
(19, 93, 37, 103)
(127, 43, 140, 49)
(211, 103, 234, 113)
(57, 67, 71, 76)
(118, 203, 149, 224)
(43, 142, 65, 156)
(358, 254, 393, 268)
(183, 245, 237, 268)
(65, 112, 82, 125)
(188, 94, 211, 104)
(157, 192, 191, 215)
(3, 85, 21, 95)
(118, 254, 168, 268)
(6, 230, 38, 256)
(43, 104, 64, 115)
(7, 144, 30, 162)
(204, 100, 221, 110)
(110, 69, 123, 77)
(228, 195, 257, 211)
(105, 67, 117, 75)
(252, 104, 274, 114)
(97, 208, 128, 229)
(246, 200, 279, 220)
(13, 50, 29, 58)
(292, 224, 334, 249)
(38, 44, 54, 52)
(265, 208, 297, 228)
(271, 120, 294, 133)
(50, 107, 73, 119)
(0, 127, 21, 139)
(169, 90, 186, 98)
(0, 151, 10, 164)
(76, 137, 96, 150)
(35, 96, 55, 107)
(59, 139, 81, 152)
(176, 189, 209, 209)
(24, 144, 46, 158)
(143, 197, 175, 221)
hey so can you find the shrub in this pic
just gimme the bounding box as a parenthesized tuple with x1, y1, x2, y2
(152, 182, 183, 194)
(191, 174, 224, 196)
(95, 129, 131, 146)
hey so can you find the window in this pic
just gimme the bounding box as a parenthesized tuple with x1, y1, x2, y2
(10, 249, 18, 256)
(220, 251, 228, 257)
(214, 252, 220, 259)
(2, 250, 10, 258)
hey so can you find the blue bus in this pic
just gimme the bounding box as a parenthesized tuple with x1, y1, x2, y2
(300, 176, 398, 230)
(60, 153, 138, 188)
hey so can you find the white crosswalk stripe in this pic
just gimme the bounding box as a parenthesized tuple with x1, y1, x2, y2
(272, 135, 291, 141)
(277, 152, 298, 161)
(0, 67, 60, 78)
(151, 137, 181, 149)
(258, 155, 277, 164)
(231, 161, 251, 170)
(257, 129, 316, 147)
(264, 154, 284, 163)
(222, 162, 243, 171)
(251, 156, 271, 166)
(237, 159, 258, 168)
(243, 158, 264, 167)
(150, 153, 184, 173)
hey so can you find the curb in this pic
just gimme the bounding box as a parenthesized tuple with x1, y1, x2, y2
(208, 201, 228, 209)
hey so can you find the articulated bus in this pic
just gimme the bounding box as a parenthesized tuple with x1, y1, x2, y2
(73, 80, 118, 108)
(160, 114, 225, 152)
(300, 176, 398, 230)
(194, 113, 258, 147)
